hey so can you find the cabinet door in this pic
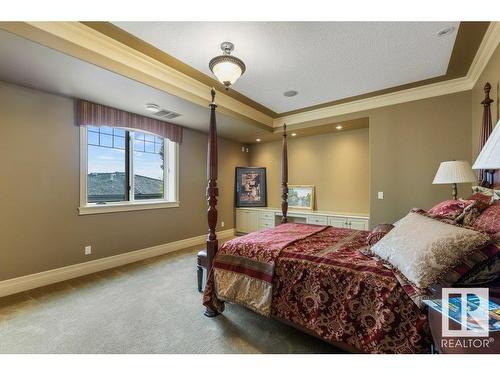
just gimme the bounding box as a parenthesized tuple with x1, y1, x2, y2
(349, 218, 369, 230)
(328, 217, 347, 228)
(247, 211, 259, 232)
(236, 209, 248, 233)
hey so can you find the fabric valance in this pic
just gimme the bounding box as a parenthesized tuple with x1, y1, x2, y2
(77, 100, 183, 144)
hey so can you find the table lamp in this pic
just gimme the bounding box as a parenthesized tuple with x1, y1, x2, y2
(473, 120, 500, 186)
(433, 160, 477, 200)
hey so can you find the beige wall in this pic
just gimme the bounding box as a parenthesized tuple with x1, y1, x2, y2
(249, 91, 473, 227)
(368, 91, 472, 226)
(0, 82, 248, 281)
(249, 129, 369, 214)
(472, 43, 500, 183)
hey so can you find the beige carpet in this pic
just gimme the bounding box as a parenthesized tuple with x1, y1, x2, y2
(0, 246, 340, 354)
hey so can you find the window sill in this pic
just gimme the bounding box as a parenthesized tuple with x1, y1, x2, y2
(78, 201, 180, 215)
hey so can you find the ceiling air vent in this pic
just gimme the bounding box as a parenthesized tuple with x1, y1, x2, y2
(145, 103, 181, 120)
(152, 109, 181, 120)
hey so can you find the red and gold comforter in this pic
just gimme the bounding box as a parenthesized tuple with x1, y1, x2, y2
(203, 223, 430, 353)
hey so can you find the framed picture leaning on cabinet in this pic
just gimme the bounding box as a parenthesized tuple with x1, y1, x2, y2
(235, 167, 267, 207)
(288, 185, 315, 210)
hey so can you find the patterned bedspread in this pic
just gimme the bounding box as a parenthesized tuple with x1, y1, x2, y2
(203, 224, 431, 353)
(204, 223, 327, 316)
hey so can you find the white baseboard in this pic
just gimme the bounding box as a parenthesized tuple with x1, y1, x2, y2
(0, 228, 235, 298)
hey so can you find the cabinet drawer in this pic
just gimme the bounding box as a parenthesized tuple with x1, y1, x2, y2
(259, 220, 275, 230)
(328, 217, 347, 228)
(259, 211, 275, 220)
(348, 218, 369, 230)
(307, 215, 328, 225)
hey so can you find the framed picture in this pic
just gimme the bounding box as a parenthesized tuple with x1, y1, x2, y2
(235, 167, 267, 207)
(288, 185, 315, 210)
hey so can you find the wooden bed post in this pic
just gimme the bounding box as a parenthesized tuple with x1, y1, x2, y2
(281, 124, 288, 223)
(204, 88, 219, 318)
(479, 82, 495, 187)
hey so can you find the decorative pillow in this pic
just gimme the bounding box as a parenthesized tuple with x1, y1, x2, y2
(370, 212, 490, 289)
(448, 239, 500, 285)
(367, 223, 394, 245)
(468, 192, 493, 204)
(472, 202, 500, 235)
(455, 199, 491, 226)
(469, 186, 500, 203)
(410, 207, 498, 285)
(428, 199, 475, 220)
(410, 207, 455, 225)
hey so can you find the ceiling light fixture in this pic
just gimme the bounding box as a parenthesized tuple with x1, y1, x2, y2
(336, 125, 343, 130)
(283, 90, 298, 97)
(291, 133, 297, 137)
(145, 103, 160, 113)
(256, 138, 261, 142)
(437, 26, 455, 37)
(209, 42, 246, 90)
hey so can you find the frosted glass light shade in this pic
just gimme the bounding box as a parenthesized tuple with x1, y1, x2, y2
(473, 120, 500, 170)
(433, 160, 477, 184)
(212, 61, 243, 86)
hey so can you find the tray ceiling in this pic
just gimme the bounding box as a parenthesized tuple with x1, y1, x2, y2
(0, 29, 270, 143)
(113, 22, 459, 113)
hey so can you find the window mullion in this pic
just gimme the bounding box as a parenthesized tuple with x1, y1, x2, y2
(164, 139, 169, 201)
(128, 131, 134, 203)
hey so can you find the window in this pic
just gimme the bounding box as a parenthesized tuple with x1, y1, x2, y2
(80, 126, 178, 214)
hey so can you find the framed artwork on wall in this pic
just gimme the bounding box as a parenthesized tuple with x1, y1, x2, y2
(288, 185, 315, 210)
(235, 167, 267, 207)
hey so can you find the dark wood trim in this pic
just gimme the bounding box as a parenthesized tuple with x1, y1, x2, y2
(281, 124, 288, 223)
(479, 82, 495, 188)
(204, 88, 220, 318)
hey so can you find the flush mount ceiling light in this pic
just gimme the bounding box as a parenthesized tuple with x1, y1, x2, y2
(256, 138, 261, 142)
(283, 90, 298, 97)
(209, 42, 246, 90)
(291, 133, 297, 137)
(336, 125, 343, 130)
(437, 26, 455, 37)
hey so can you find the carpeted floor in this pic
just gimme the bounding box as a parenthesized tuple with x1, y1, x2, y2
(0, 245, 341, 354)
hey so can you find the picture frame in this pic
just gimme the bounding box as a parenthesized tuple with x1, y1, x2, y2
(288, 185, 315, 210)
(235, 167, 267, 207)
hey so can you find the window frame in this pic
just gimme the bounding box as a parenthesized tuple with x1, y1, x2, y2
(79, 126, 179, 215)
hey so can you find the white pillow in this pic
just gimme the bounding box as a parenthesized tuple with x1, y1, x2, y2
(371, 212, 490, 289)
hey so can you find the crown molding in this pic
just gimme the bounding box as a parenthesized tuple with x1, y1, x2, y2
(468, 21, 500, 86)
(274, 22, 500, 128)
(274, 76, 473, 127)
(0, 21, 498, 131)
(0, 22, 274, 129)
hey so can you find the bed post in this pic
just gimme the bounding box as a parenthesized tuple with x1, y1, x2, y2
(479, 82, 495, 188)
(281, 124, 288, 223)
(204, 88, 219, 318)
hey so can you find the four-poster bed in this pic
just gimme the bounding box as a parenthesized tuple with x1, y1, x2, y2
(201, 88, 429, 353)
(200, 86, 499, 354)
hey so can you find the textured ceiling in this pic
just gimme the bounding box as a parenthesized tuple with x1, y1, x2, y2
(113, 22, 459, 113)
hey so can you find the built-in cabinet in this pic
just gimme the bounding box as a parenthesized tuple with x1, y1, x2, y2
(235, 207, 369, 234)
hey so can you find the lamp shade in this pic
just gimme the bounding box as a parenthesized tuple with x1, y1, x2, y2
(473, 120, 500, 170)
(211, 59, 244, 87)
(432, 160, 477, 184)
(209, 42, 246, 89)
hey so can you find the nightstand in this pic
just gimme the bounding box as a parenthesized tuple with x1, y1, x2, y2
(427, 286, 500, 354)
